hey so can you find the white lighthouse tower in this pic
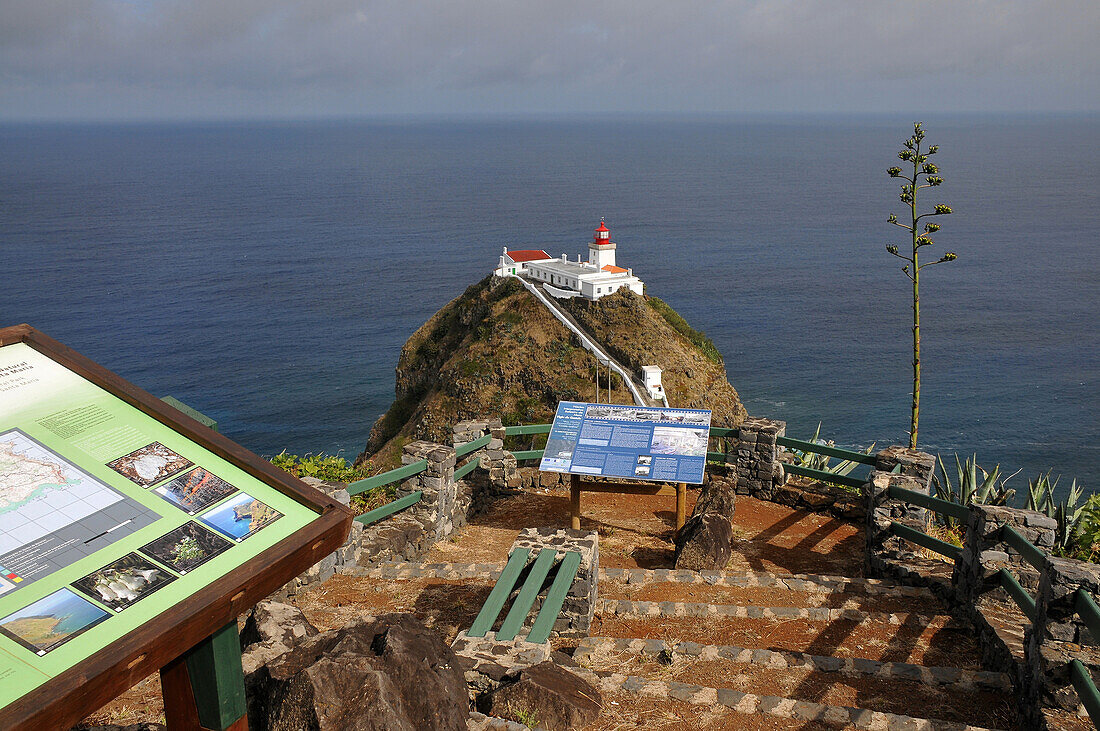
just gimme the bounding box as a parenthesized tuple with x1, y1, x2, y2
(588, 218, 617, 270)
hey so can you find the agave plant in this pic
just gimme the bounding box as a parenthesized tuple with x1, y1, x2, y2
(931, 453, 1017, 527)
(1025, 472, 1087, 553)
(790, 423, 874, 477)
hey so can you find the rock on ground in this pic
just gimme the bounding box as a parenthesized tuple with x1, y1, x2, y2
(250, 612, 468, 731)
(691, 475, 737, 522)
(673, 513, 734, 571)
(241, 600, 320, 651)
(483, 661, 601, 730)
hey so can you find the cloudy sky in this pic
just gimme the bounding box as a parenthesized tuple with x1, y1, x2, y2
(1, 0, 1097, 120)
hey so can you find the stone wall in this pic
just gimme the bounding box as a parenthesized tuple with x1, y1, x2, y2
(512, 528, 600, 636)
(722, 416, 786, 500)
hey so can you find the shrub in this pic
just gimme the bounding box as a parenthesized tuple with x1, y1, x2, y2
(271, 451, 374, 483)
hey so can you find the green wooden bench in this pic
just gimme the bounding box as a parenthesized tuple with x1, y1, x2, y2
(468, 548, 582, 644)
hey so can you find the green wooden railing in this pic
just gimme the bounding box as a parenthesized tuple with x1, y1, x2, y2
(998, 568, 1037, 620)
(355, 490, 423, 526)
(889, 520, 961, 561)
(783, 463, 865, 489)
(885, 482, 1100, 722)
(888, 485, 970, 522)
(1071, 660, 1100, 723)
(503, 424, 552, 436)
(348, 459, 428, 496)
(1002, 524, 1048, 572)
(776, 436, 877, 465)
(454, 457, 481, 481)
(456, 434, 491, 458)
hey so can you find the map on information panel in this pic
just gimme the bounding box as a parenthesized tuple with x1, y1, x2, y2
(0, 430, 159, 596)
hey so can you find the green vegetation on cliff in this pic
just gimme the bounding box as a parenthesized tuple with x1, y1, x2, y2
(357, 276, 746, 468)
(646, 296, 723, 365)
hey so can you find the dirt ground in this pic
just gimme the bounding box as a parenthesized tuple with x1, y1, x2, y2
(81, 485, 1009, 729)
(426, 485, 863, 577)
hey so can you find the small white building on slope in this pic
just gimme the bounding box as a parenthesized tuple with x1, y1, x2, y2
(494, 219, 644, 301)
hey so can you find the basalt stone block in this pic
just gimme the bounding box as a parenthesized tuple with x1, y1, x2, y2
(691, 476, 737, 521)
(485, 662, 601, 730)
(673, 513, 733, 571)
(255, 613, 468, 731)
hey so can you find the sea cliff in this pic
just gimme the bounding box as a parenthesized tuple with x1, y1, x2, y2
(357, 276, 745, 466)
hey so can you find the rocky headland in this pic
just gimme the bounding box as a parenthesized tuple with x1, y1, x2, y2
(356, 275, 746, 467)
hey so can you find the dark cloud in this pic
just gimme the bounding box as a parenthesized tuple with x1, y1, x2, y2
(1, 0, 1096, 118)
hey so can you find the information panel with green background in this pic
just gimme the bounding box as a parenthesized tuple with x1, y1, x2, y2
(0, 339, 323, 712)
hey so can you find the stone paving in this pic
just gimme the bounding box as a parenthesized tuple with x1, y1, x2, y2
(353, 559, 1013, 729)
(596, 597, 965, 628)
(353, 561, 937, 598)
(574, 636, 1012, 692)
(570, 668, 1007, 731)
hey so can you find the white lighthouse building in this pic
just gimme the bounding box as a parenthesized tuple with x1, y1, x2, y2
(495, 219, 644, 301)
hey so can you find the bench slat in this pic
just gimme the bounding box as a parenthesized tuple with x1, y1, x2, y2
(467, 548, 531, 637)
(496, 549, 558, 641)
(526, 551, 582, 644)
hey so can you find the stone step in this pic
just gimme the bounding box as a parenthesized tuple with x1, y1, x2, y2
(571, 667, 1008, 731)
(353, 561, 936, 599)
(574, 636, 1012, 691)
(600, 566, 935, 599)
(596, 597, 965, 628)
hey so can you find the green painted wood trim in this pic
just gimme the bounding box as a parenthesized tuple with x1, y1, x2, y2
(527, 551, 582, 644)
(468, 548, 531, 637)
(889, 521, 961, 561)
(1070, 659, 1100, 725)
(161, 396, 218, 432)
(511, 449, 545, 461)
(709, 427, 737, 438)
(455, 434, 492, 458)
(347, 459, 428, 495)
(503, 424, 553, 436)
(706, 451, 729, 463)
(184, 620, 247, 731)
(776, 436, 876, 465)
(998, 568, 1037, 620)
(887, 485, 971, 521)
(891, 463, 904, 473)
(1075, 589, 1100, 642)
(354, 491, 422, 526)
(453, 458, 481, 481)
(783, 463, 865, 489)
(496, 549, 558, 641)
(1001, 524, 1047, 572)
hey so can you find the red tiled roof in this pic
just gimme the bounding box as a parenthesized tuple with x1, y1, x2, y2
(506, 249, 552, 263)
(602, 264, 628, 273)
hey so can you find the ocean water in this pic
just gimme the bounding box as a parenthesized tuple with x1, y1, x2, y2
(1, 116, 1097, 498)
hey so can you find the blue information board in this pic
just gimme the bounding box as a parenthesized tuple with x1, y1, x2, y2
(539, 401, 712, 484)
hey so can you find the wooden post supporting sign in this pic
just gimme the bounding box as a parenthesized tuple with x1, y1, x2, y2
(570, 474, 687, 538)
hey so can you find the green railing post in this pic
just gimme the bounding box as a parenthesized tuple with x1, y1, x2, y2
(161, 396, 218, 432)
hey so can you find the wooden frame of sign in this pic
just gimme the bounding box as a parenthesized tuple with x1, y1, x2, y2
(569, 474, 688, 537)
(0, 325, 354, 731)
